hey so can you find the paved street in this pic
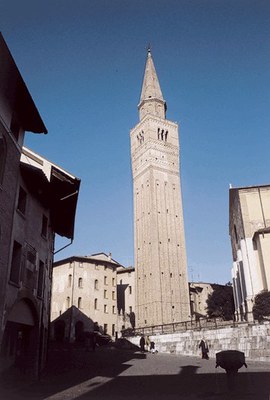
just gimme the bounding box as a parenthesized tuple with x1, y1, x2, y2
(1, 345, 270, 400)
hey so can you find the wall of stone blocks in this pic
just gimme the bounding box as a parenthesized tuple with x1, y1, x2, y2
(127, 321, 270, 362)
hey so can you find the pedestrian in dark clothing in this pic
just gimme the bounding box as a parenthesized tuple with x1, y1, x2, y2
(150, 341, 157, 354)
(139, 336, 145, 352)
(199, 339, 209, 359)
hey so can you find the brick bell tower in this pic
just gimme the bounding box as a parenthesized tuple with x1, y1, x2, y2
(130, 48, 191, 328)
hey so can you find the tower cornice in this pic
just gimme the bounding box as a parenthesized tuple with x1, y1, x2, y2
(130, 114, 178, 134)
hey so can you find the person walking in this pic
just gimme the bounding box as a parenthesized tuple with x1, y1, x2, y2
(150, 341, 158, 354)
(199, 339, 209, 359)
(139, 335, 145, 352)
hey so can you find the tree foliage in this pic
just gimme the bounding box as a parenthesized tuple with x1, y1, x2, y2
(252, 290, 270, 322)
(206, 284, 235, 321)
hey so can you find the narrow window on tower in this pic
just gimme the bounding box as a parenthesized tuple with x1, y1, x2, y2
(161, 129, 164, 140)
(137, 131, 144, 145)
(165, 130, 168, 141)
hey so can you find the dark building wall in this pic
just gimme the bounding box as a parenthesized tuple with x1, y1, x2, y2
(1, 169, 55, 376)
(0, 119, 21, 346)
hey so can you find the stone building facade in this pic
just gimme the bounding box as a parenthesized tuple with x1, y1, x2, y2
(130, 49, 190, 327)
(229, 185, 270, 321)
(189, 282, 214, 318)
(0, 33, 80, 376)
(117, 266, 135, 333)
(51, 253, 120, 338)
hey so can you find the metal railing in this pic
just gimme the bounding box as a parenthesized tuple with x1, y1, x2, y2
(121, 317, 248, 337)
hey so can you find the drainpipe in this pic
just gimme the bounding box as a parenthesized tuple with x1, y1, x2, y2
(53, 239, 73, 255)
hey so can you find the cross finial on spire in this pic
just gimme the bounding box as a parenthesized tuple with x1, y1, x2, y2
(147, 43, 151, 56)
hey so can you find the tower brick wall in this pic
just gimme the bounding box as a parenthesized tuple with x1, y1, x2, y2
(130, 50, 190, 328)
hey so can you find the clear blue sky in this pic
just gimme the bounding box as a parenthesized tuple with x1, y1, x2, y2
(2, 0, 270, 284)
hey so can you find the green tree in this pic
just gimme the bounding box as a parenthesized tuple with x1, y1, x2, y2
(206, 283, 235, 321)
(252, 290, 270, 322)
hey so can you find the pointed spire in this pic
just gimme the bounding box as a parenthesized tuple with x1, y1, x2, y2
(138, 48, 167, 120)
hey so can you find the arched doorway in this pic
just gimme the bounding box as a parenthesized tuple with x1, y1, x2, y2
(1, 299, 38, 372)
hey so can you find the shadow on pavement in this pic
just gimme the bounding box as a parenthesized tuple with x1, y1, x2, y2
(0, 344, 145, 399)
(73, 368, 270, 400)
(0, 343, 269, 400)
